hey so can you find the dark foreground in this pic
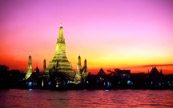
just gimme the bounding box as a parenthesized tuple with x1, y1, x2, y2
(1, 65, 173, 90)
(0, 89, 173, 108)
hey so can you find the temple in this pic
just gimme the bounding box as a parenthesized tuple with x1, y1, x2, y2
(46, 25, 75, 80)
(74, 56, 88, 83)
(75, 56, 82, 83)
(25, 54, 32, 80)
(25, 25, 88, 86)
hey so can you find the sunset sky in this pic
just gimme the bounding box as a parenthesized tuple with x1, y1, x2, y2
(0, 0, 173, 74)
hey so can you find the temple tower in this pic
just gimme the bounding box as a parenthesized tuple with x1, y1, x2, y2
(83, 59, 87, 72)
(25, 54, 32, 80)
(75, 57, 88, 83)
(47, 25, 75, 80)
(82, 59, 88, 81)
(77, 56, 81, 74)
(75, 56, 82, 82)
(43, 59, 46, 72)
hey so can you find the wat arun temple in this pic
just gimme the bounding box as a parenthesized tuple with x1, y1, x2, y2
(25, 25, 88, 85)
(46, 25, 75, 78)
(22, 25, 170, 89)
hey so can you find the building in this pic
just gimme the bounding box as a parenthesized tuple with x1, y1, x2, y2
(25, 54, 32, 80)
(81, 59, 88, 82)
(46, 25, 75, 80)
(97, 68, 106, 76)
(74, 56, 82, 83)
(115, 69, 131, 78)
(74, 56, 88, 84)
(25, 25, 89, 88)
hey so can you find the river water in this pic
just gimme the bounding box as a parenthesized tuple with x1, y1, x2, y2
(0, 89, 173, 108)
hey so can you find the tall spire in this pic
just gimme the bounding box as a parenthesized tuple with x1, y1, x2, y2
(47, 25, 75, 80)
(29, 52, 31, 56)
(82, 59, 88, 82)
(25, 54, 32, 80)
(59, 24, 63, 39)
(55, 25, 66, 54)
(74, 55, 82, 83)
(84, 59, 87, 72)
(60, 24, 62, 27)
(77, 55, 81, 73)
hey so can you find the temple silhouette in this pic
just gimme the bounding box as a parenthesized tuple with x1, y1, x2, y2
(0, 25, 173, 90)
(25, 53, 32, 80)
(45, 25, 75, 80)
(24, 25, 88, 88)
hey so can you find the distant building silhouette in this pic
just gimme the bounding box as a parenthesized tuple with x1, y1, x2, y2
(150, 67, 161, 75)
(115, 69, 131, 78)
(148, 67, 164, 85)
(97, 68, 106, 76)
(34, 66, 39, 73)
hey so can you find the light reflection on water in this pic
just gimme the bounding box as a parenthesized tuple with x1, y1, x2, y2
(0, 89, 173, 108)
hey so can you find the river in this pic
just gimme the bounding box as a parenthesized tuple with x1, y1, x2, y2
(0, 89, 173, 108)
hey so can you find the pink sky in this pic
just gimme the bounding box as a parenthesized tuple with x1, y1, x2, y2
(0, 0, 173, 74)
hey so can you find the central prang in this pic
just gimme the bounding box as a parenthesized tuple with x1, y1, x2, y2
(46, 25, 75, 80)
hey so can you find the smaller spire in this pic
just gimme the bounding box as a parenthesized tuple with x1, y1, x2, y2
(60, 24, 63, 28)
(58, 24, 64, 39)
(29, 52, 31, 56)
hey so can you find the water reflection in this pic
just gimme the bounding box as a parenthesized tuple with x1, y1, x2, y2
(0, 89, 173, 108)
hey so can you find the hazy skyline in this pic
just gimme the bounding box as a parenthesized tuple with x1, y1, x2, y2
(0, 0, 173, 74)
